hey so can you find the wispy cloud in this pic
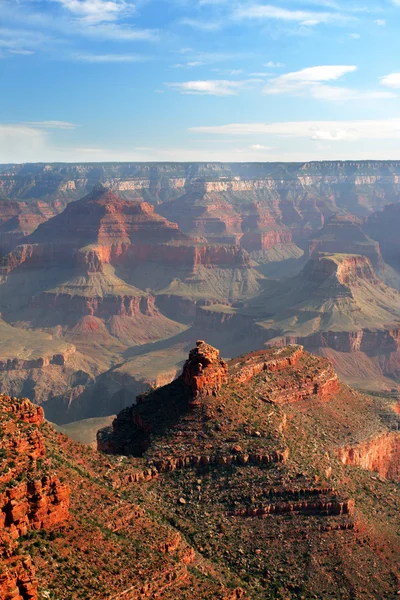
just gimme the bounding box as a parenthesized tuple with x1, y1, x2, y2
(25, 121, 77, 129)
(264, 61, 284, 68)
(262, 65, 394, 101)
(8, 49, 35, 55)
(172, 61, 205, 68)
(56, 0, 136, 25)
(233, 4, 354, 26)
(179, 18, 222, 31)
(0, 1, 158, 48)
(167, 79, 259, 96)
(264, 65, 356, 95)
(74, 53, 148, 62)
(189, 119, 400, 141)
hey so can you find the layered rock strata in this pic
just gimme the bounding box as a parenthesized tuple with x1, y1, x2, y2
(0, 395, 70, 600)
(182, 340, 229, 399)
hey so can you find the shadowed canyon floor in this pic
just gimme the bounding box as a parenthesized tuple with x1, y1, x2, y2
(0, 342, 399, 599)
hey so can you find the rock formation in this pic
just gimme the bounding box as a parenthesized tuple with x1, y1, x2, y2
(0, 165, 399, 420)
(0, 394, 70, 600)
(201, 253, 400, 390)
(1, 341, 400, 598)
(307, 214, 400, 289)
(95, 340, 400, 599)
(182, 340, 229, 399)
(365, 202, 400, 271)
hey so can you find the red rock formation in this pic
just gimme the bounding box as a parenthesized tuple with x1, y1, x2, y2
(182, 340, 228, 400)
(0, 556, 38, 600)
(230, 345, 304, 384)
(0, 476, 70, 538)
(29, 185, 188, 247)
(307, 214, 384, 268)
(336, 431, 400, 481)
(229, 346, 340, 403)
(0, 394, 70, 600)
(230, 497, 354, 517)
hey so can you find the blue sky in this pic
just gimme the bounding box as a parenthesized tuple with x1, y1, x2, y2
(2, 0, 400, 162)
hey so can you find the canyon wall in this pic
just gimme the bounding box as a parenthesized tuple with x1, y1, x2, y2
(336, 431, 400, 480)
(0, 395, 70, 600)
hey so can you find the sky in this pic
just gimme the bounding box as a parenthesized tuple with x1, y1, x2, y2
(2, 0, 400, 162)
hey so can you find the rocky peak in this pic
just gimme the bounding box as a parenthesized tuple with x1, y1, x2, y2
(304, 253, 378, 287)
(182, 340, 228, 401)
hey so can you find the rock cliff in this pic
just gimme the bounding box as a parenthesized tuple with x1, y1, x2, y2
(0, 395, 70, 600)
(182, 340, 229, 400)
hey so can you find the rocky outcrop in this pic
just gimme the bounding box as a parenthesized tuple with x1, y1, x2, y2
(231, 347, 339, 403)
(274, 328, 400, 355)
(302, 253, 380, 287)
(0, 556, 38, 600)
(308, 214, 384, 268)
(336, 431, 400, 481)
(182, 340, 228, 400)
(36, 289, 157, 319)
(230, 497, 354, 518)
(0, 349, 75, 371)
(0, 395, 70, 600)
(29, 185, 188, 247)
(0, 476, 70, 538)
(230, 345, 304, 384)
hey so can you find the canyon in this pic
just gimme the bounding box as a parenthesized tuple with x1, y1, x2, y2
(1, 341, 399, 598)
(0, 162, 399, 425)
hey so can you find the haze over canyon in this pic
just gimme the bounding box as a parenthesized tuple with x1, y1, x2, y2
(0, 161, 399, 425)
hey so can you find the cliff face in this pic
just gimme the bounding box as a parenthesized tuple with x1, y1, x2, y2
(182, 340, 229, 400)
(365, 202, 400, 270)
(2, 162, 400, 254)
(0, 395, 70, 600)
(0, 395, 249, 600)
(96, 339, 400, 599)
(336, 431, 400, 480)
(97, 343, 340, 458)
(308, 214, 383, 267)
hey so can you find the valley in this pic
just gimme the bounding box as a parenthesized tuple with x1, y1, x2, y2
(0, 161, 399, 427)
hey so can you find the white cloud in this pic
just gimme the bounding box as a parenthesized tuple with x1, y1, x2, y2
(167, 79, 258, 96)
(73, 53, 147, 62)
(0, 3, 157, 45)
(267, 65, 357, 87)
(81, 22, 157, 41)
(251, 144, 269, 150)
(172, 61, 205, 68)
(26, 121, 77, 129)
(0, 124, 49, 163)
(264, 65, 356, 95)
(233, 4, 353, 25)
(56, 0, 135, 25)
(261, 65, 394, 101)
(374, 19, 386, 26)
(380, 73, 400, 88)
(264, 61, 284, 68)
(8, 49, 35, 55)
(349, 32, 360, 39)
(189, 119, 400, 141)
